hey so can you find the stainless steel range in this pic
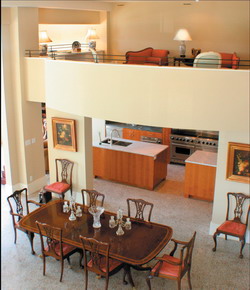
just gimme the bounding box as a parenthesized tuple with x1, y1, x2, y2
(170, 129, 219, 164)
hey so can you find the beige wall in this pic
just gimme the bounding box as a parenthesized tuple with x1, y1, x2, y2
(109, 1, 250, 60)
(41, 60, 249, 132)
(39, 8, 100, 24)
(46, 108, 93, 202)
(2, 7, 46, 192)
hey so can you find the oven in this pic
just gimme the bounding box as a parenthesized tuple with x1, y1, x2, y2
(140, 136, 162, 144)
(170, 129, 219, 164)
(171, 142, 195, 164)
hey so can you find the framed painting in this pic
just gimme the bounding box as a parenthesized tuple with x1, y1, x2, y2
(52, 117, 77, 152)
(226, 142, 250, 183)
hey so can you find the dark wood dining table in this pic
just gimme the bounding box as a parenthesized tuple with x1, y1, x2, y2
(19, 199, 173, 287)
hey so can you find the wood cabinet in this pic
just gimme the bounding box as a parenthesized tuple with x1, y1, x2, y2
(123, 128, 141, 141)
(184, 151, 217, 201)
(123, 127, 171, 163)
(93, 146, 168, 190)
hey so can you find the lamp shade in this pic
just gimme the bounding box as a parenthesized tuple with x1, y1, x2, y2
(84, 28, 99, 41)
(173, 29, 192, 41)
(39, 31, 52, 43)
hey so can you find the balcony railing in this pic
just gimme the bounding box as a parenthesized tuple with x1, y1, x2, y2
(25, 45, 250, 69)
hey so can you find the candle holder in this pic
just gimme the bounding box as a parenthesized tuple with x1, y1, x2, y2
(109, 208, 132, 236)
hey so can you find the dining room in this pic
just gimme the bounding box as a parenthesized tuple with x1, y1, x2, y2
(2, 170, 249, 289)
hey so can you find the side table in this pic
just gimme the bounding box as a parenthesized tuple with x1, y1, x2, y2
(174, 57, 195, 67)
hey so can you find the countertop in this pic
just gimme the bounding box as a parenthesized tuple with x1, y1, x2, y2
(106, 121, 163, 133)
(93, 138, 168, 158)
(185, 150, 217, 167)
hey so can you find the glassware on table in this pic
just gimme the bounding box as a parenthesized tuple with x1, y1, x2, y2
(125, 218, 131, 230)
(116, 223, 125, 236)
(109, 216, 116, 228)
(88, 206, 104, 228)
(69, 210, 76, 221)
(75, 205, 82, 217)
(63, 201, 69, 213)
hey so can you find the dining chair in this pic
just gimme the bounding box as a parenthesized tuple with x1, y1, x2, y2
(7, 188, 43, 254)
(81, 189, 105, 208)
(44, 158, 74, 200)
(127, 198, 154, 221)
(212, 192, 250, 258)
(79, 236, 123, 290)
(36, 221, 80, 282)
(146, 232, 197, 290)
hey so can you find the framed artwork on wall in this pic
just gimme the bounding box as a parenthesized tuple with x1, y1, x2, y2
(52, 117, 77, 152)
(226, 142, 250, 184)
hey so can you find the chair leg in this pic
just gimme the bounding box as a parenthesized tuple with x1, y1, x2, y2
(66, 256, 71, 265)
(225, 234, 227, 240)
(43, 255, 46, 276)
(60, 259, 64, 282)
(123, 268, 128, 285)
(14, 228, 17, 244)
(239, 238, 245, 259)
(27, 231, 35, 255)
(105, 275, 109, 290)
(187, 269, 192, 289)
(84, 268, 88, 290)
(212, 232, 218, 252)
(177, 278, 181, 290)
(146, 275, 153, 290)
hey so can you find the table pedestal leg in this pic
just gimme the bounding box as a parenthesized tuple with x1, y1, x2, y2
(123, 264, 135, 288)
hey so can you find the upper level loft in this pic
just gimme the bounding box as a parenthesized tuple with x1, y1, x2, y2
(25, 44, 250, 70)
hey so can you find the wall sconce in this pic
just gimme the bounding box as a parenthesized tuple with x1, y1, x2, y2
(173, 28, 192, 57)
(39, 31, 52, 55)
(84, 28, 99, 50)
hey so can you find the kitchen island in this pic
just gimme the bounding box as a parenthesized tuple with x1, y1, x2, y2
(93, 138, 168, 190)
(184, 150, 217, 201)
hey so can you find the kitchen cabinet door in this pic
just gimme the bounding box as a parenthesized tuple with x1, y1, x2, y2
(123, 128, 141, 141)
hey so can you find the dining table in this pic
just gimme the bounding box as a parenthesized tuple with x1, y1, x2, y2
(19, 199, 173, 288)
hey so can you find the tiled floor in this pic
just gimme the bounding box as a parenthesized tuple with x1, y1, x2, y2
(1, 164, 249, 289)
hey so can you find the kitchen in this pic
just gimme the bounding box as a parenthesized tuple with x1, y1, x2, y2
(92, 120, 219, 201)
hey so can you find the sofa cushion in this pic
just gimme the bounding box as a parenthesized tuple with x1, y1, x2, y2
(146, 57, 162, 65)
(232, 53, 240, 69)
(152, 49, 169, 58)
(220, 52, 233, 68)
(126, 48, 153, 64)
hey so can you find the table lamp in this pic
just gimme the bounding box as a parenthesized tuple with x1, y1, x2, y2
(39, 31, 52, 56)
(173, 28, 192, 57)
(84, 28, 99, 50)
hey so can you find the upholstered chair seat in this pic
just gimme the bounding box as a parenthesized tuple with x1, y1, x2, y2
(88, 257, 122, 273)
(151, 255, 185, 277)
(217, 220, 246, 237)
(45, 182, 70, 194)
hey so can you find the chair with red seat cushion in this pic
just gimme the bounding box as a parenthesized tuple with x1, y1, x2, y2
(7, 188, 43, 254)
(36, 221, 81, 282)
(44, 159, 74, 200)
(212, 192, 250, 258)
(146, 232, 196, 290)
(79, 236, 123, 290)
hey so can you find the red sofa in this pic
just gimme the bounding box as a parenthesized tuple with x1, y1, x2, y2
(220, 52, 240, 69)
(125, 47, 169, 66)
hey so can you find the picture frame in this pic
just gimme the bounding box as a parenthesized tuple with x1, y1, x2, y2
(226, 142, 250, 183)
(52, 117, 77, 152)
